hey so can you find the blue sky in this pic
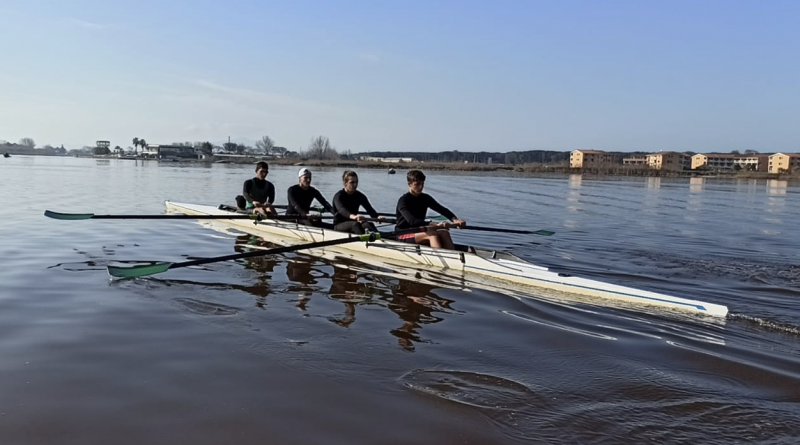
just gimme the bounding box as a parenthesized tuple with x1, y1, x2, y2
(0, 0, 798, 153)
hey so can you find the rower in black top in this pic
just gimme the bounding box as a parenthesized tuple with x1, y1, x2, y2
(395, 169, 465, 250)
(332, 170, 386, 234)
(238, 161, 277, 216)
(287, 167, 334, 228)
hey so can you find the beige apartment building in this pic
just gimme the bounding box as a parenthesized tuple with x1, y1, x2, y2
(646, 152, 690, 171)
(622, 155, 648, 166)
(692, 153, 769, 171)
(768, 153, 800, 173)
(570, 150, 615, 168)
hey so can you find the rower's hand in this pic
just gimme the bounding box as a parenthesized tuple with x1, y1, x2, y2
(452, 218, 466, 228)
(308, 214, 320, 221)
(377, 216, 387, 222)
(352, 214, 366, 222)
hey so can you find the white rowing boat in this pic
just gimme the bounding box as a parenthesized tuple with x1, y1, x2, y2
(165, 201, 729, 318)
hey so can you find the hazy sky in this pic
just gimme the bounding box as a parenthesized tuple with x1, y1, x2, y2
(1, 0, 798, 153)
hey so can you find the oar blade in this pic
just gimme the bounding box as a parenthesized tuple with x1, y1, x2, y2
(44, 210, 95, 220)
(107, 261, 173, 278)
(531, 230, 555, 236)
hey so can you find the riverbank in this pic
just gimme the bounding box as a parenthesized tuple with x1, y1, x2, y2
(11, 153, 800, 180)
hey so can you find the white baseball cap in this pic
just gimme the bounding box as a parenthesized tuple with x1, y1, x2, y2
(298, 167, 311, 177)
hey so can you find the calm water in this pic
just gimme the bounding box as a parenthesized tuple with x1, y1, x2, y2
(1, 156, 799, 444)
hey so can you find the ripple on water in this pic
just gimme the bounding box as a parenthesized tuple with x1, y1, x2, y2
(172, 298, 240, 316)
(400, 369, 556, 441)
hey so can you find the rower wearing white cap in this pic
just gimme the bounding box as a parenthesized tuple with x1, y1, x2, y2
(286, 167, 334, 228)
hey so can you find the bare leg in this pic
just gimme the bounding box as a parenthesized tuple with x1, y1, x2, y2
(437, 230, 455, 250)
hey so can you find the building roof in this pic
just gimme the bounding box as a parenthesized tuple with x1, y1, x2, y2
(572, 150, 608, 154)
(647, 151, 688, 156)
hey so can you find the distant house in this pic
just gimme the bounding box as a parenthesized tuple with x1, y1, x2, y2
(691, 153, 735, 170)
(359, 156, 415, 163)
(646, 152, 690, 171)
(768, 153, 800, 173)
(142, 144, 199, 160)
(733, 154, 770, 172)
(622, 155, 648, 166)
(570, 150, 615, 168)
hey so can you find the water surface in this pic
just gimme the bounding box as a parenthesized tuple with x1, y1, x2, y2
(1, 156, 799, 444)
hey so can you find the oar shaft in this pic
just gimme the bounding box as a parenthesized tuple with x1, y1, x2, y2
(172, 234, 375, 268)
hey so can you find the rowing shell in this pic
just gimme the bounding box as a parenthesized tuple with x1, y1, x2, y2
(165, 201, 729, 318)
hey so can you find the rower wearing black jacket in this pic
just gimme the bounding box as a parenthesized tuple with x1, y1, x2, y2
(394, 169, 465, 249)
(286, 167, 334, 228)
(333, 170, 386, 234)
(239, 161, 277, 216)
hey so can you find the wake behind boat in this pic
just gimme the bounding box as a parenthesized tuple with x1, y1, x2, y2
(165, 201, 729, 318)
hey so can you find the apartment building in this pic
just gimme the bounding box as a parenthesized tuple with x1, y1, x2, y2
(646, 152, 690, 171)
(570, 150, 615, 168)
(768, 153, 800, 173)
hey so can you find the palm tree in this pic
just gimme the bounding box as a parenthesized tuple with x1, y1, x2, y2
(132, 137, 140, 154)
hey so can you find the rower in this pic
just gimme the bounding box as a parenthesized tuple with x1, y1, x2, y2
(332, 170, 386, 234)
(240, 161, 277, 216)
(286, 167, 334, 228)
(394, 169, 465, 249)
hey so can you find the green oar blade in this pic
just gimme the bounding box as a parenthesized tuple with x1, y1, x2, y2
(107, 261, 173, 278)
(44, 210, 95, 220)
(531, 230, 555, 236)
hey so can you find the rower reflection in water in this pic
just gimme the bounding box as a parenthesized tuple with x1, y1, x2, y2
(381, 277, 456, 352)
(326, 265, 365, 328)
(232, 234, 279, 308)
(395, 170, 466, 250)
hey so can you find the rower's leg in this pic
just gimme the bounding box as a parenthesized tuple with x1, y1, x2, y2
(416, 232, 439, 248)
(438, 230, 455, 250)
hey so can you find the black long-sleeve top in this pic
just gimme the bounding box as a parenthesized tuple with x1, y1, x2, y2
(394, 192, 457, 230)
(243, 178, 275, 205)
(286, 184, 333, 216)
(332, 190, 379, 224)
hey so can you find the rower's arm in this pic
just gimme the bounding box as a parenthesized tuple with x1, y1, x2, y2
(287, 186, 306, 216)
(361, 194, 380, 219)
(242, 180, 256, 204)
(427, 195, 457, 221)
(333, 192, 353, 219)
(315, 190, 334, 214)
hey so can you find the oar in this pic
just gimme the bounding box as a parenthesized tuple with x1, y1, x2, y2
(376, 215, 555, 236)
(106, 227, 425, 278)
(44, 210, 335, 221)
(455, 226, 554, 236)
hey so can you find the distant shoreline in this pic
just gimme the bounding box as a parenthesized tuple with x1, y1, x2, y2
(9, 153, 800, 180)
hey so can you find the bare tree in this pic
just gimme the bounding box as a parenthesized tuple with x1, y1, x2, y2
(305, 136, 338, 160)
(255, 135, 275, 155)
(19, 137, 35, 149)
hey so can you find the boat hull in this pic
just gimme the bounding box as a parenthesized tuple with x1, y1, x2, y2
(165, 201, 729, 318)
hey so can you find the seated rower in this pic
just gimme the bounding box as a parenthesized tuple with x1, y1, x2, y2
(242, 161, 277, 216)
(394, 169, 465, 249)
(332, 170, 386, 234)
(286, 168, 334, 228)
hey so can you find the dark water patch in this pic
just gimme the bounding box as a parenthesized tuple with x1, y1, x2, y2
(172, 298, 239, 316)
